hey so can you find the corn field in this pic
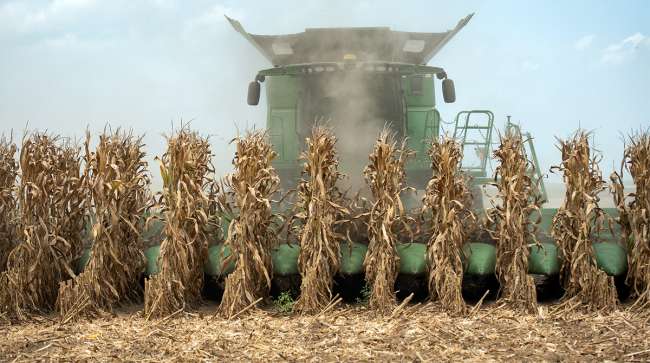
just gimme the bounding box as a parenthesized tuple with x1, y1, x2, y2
(0, 125, 646, 326)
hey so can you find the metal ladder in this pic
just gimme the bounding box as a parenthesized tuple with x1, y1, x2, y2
(452, 110, 495, 179)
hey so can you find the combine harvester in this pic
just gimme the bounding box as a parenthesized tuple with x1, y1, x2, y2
(77, 14, 627, 302)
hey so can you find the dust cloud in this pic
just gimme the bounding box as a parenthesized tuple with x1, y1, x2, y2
(305, 70, 405, 195)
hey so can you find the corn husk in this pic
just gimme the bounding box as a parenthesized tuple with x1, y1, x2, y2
(611, 132, 650, 308)
(551, 131, 617, 311)
(423, 137, 473, 315)
(293, 127, 347, 314)
(144, 127, 213, 319)
(363, 130, 413, 314)
(489, 129, 541, 313)
(0, 133, 85, 321)
(57, 129, 150, 321)
(0, 135, 17, 272)
(218, 131, 279, 318)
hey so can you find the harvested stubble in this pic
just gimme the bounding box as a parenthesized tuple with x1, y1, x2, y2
(219, 131, 279, 318)
(363, 130, 413, 314)
(58, 129, 150, 321)
(293, 127, 347, 314)
(0, 133, 85, 321)
(423, 137, 473, 315)
(612, 132, 650, 308)
(144, 128, 213, 319)
(489, 129, 542, 313)
(0, 135, 17, 272)
(5, 303, 650, 361)
(551, 131, 617, 311)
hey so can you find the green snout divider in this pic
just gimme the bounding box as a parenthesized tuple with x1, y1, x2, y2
(272, 244, 300, 276)
(464, 242, 496, 276)
(145, 245, 160, 276)
(200, 242, 430, 278)
(593, 242, 627, 276)
(396, 243, 427, 275)
(77, 208, 629, 282)
(205, 244, 235, 276)
(79, 236, 626, 281)
(340, 242, 367, 275)
(202, 242, 368, 277)
(76, 247, 92, 274)
(464, 241, 626, 277)
(529, 242, 561, 276)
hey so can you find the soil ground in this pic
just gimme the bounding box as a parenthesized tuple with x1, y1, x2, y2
(2, 301, 649, 362)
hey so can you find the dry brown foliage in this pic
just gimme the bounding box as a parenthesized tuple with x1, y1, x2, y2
(58, 129, 150, 321)
(293, 127, 347, 314)
(0, 133, 85, 321)
(489, 129, 541, 313)
(611, 131, 650, 308)
(551, 131, 617, 311)
(423, 137, 473, 315)
(339, 193, 371, 247)
(144, 127, 213, 319)
(218, 131, 279, 318)
(0, 135, 18, 272)
(363, 130, 413, 314)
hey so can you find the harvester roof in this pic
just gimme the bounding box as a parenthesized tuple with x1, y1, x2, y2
(226, 14, 473, 66)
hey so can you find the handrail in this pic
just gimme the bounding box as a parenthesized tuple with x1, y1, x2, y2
(453, 110, 494, 178)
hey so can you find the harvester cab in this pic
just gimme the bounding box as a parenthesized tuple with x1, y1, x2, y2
(226, 14, 499, 193)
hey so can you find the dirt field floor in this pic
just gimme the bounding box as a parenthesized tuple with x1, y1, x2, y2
(2, 301, 649, 362)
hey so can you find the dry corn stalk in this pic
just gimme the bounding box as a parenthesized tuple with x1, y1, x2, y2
(0, 135, 17, 272)
(339, 193, 371, 247)
(551, 131, 617, 311)
(218, 131, 279, 318)
(611, 132, 650, 307)
(489, 129, 541, 313)
(0, 133, 85, 320)
(293, 127, 347, 314)
(363, 130, 413, 314)
(58, 129, 150, 321)
(423, 137, 473, 315)
(144, 127, 213, 319)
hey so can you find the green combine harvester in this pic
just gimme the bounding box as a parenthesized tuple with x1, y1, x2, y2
(78, 14, 628, 301)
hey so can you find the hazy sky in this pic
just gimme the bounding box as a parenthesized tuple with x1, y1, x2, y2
(1, 0, 648, 186)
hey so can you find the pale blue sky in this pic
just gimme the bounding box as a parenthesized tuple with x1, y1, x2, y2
(0, 0, 648, 185)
